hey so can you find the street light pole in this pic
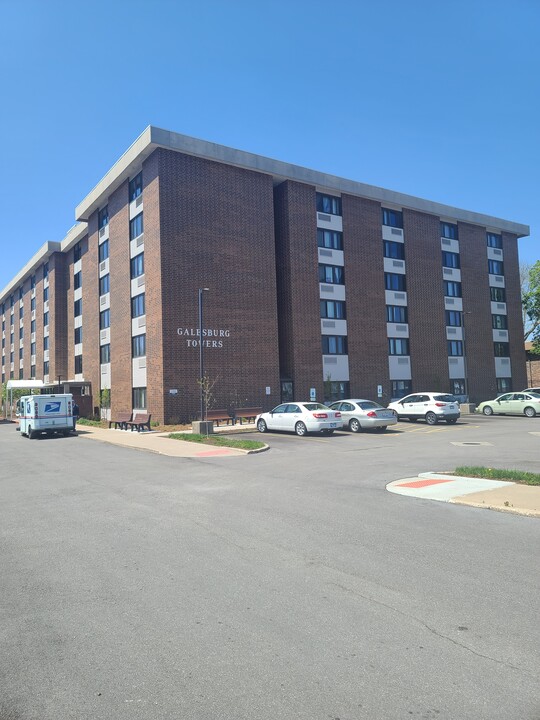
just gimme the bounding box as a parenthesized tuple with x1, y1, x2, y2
(198, 288, 209, 421)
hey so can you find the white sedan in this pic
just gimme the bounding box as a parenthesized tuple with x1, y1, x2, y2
(256, 402, 342, 436)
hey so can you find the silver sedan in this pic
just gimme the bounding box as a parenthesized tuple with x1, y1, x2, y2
(328, 399, 397, 432)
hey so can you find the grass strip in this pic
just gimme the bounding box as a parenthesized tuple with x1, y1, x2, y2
(454, 466, 540, 486)
(78, 418, 103, 427)
(168, 433, 265, 451)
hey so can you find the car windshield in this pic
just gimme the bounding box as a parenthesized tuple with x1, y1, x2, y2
(358, 401, 382, 410)
(434, 395, 457, 402)
(303, 403, 329, 411)
(527, 392, 540, 399)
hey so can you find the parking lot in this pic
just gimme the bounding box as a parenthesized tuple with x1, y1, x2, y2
(1, 415, 539, 720)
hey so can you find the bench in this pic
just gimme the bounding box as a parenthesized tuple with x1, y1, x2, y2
(109, 412, 132, 430)
(126, 413, 152, 432)
(205, 409, 234, 426)
(234, 407, 262, 425)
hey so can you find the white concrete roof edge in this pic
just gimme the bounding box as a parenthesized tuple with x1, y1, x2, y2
(76, 125, 529, 237)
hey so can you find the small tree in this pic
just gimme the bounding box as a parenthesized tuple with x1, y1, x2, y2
(197, 373, 219, 430)
(522, 260, 540, 350)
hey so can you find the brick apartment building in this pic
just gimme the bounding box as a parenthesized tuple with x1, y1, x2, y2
(0, 127, 530, 423)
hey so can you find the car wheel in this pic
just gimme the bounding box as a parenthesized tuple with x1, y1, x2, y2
(524, 406, 536, 418)
(28, 426, 35, 439)
(321, 429, 334, 435)
(374, 426, 387, 433)
(482, 406, 493, 416)
(425, 412, 438, 425)
(446, 418, 458, 424)
(349, 418, 362, 433)
(408, 417, 418, 423)
(295, 421, 308, 436)
(257, 419, 267, 433)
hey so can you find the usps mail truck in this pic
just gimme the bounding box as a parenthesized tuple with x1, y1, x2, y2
(18, 394, 74, 438)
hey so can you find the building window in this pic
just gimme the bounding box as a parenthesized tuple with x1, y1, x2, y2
(131, 293, 145, 318)
(31, 320, 36, 333)
(488, 259, 504, 275)
(445, 310, 462, 327)
(442, 251, 460, 269)
(74, 271, 82, 290)
(31, 365, 35, 379)
(43, 286, 49, 302)
(382, 208, 403, 228)
(99, 274, 110, 296)
(386, 305, 408, 323)
(10, 295, 14, 308)
(451, 379, 466, 396)
(392, 380, 412, 398)
(130, 253, 144, 279)
(75, 355, 83, 374)
(43, 361, 49, 375)
(74, 326, 83, 344)
(324, 381, 350, 403)
(321, 335, 348, 354)
(490, 286, 506, 302)
(19, 305, 24, 319)
(316, 193, 341, 215)
(487, 232, 502, 249)
(448, 340, 463, 356)
(74, 299, 82, 317)
(19, 327, 23, 339)
(19, 347, 23, 359)
(100, 344, 110, 364)
(497, 378, 512, 393)
(31, 342, 36, 355)
(129, 213, 144, 240)
(74, 243, 82, 262)
(10, 351, 14, 363)
(129, 173, 143, 201)
(132, 334, 146, 358)
(43, 262, 49, 279)
(320, 300, 346, 319)
(98, 206, 109, 229)
(30, 275, 36, 289)
(383, 240, 405, 259)
(492, 314, 508, 330)
(494, 342, 510, 357)
(319, 264, 344, 284)
(43, 336, 49, 350)
(317, 229, 343, 250)
(18, 287, 23, 300)
(444, 281, 462, 297)
(385, 273, 407, 292)
(133, 387, 147, 409)
(19, 368, 23, 380)
(388, 338, 409, 355)
(441, 222, 458, 239)
(43, 311, 49, 327)
(100, 309, 110, 329)
(98, 239, 109, 262)
(31, 296, 36, 310)
(10, 332, 13, 345)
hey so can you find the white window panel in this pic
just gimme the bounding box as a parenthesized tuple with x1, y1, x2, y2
(317, 248, 344, 266)
(320, 319, 347, 335)
(384, 257, 405, 274)
(487, 246, 503, 261)
(386, 323, 409, 338)
(322, 354, 349, 380)
(316, 213, 342, 232)
(448, 357, 465, 378)
(382, 226, 404, 242)
(319, 283, 345, 301)
(385, 290, 407, 306)
(489, 274, 505, 288)
(493, 329, 509, 342)
(444, 296, 463, 311)
(388, 356, 411, 380)
(495, 357, 511, 377)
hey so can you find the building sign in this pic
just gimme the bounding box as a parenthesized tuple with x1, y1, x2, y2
(177, 327, 230, 348)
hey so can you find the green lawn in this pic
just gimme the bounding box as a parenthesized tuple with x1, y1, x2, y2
(454, 466, 540, 486)
(168, 433, 265, 451)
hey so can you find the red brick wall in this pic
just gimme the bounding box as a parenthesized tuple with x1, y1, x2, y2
(80, 224, 100, 413)
(459, 222, 498, 401)
(35, 265, 45, 379)
(48, 252, 68, 383)
(343, 195, 390, 399)
(157, 149, 281, 423)
(404, 209, 449, 390)
(502, 232, 527, 390)
(21, 278, 31, 378)
(108, 181, 133, 417)
(274, 180, 323, 402)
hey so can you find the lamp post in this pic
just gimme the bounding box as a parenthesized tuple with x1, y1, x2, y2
(198, 288, 209, 421)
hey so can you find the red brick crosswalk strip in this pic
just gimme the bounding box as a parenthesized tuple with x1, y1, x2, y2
(396, 478, 454, 488)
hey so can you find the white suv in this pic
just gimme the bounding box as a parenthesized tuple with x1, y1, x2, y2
(387, 392, 460, 425)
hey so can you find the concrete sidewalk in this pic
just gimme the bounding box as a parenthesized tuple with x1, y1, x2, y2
(388, 472, 540, 517)
(77, 424, 265, 458)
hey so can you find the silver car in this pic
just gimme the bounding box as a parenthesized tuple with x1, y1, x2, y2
(328, 399, 397, 432)
(256, 402, 342, 436)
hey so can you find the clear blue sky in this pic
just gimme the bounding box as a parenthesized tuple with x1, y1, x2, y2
(0, 0, 538, 293)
